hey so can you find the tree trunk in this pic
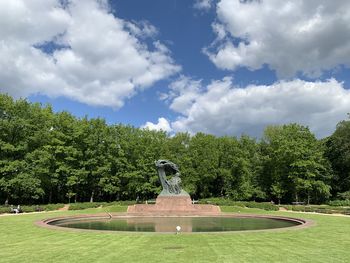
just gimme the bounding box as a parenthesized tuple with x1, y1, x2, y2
(278, 198, 281, 205)
(307, 192, 310, 205)
(49, 189, 52, 204)
(4, 195, 9, 206)
(90, 190, 94, 203)
(74, 194, 77, 203)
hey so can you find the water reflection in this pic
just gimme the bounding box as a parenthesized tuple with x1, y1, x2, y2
(51, 216, 301, 232)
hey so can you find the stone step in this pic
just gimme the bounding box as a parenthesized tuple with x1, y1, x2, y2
(127, 195, 221, 215)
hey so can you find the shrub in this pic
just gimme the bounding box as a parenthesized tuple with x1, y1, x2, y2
(0, 204, 63, 214)
(68, 201, 135, 210)
(198, 198, 238, 206)
(328, 200, 350, 207)
(0, 206, 11, 214)
(68, 202, 105, 210)
(283, 204, 350, 215)
(42, 204, 65, 211)
(337, 191, 350, 200)
(243, 202, 279, 211)
(198, 198, 279, 211)
(20, 205, 36, 213)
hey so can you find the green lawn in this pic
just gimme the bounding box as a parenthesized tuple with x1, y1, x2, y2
(0, 206, 349, 263)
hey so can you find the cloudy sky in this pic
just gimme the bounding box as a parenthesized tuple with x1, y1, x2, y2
(1, 0, 350, 138)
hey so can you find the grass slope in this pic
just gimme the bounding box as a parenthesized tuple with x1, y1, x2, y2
(0, 206, 349, 263)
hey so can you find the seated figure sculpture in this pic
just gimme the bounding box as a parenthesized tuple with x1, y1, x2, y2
(155, 160, 188, 196)
(127, 160, 220, 214)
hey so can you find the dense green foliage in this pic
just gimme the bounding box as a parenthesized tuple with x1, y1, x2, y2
(198, 198, 279, 211)
(281, 204, 350, 215)
(67, 201, 135, 211)
(328, 199, 350, 207)
(260, 124, 332, 204)
(0, 94, 349, 205)
(325, 118, 350, 198)
(0, 203, 64, 213)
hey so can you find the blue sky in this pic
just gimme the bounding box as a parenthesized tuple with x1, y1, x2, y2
(1, 0, 350, 138)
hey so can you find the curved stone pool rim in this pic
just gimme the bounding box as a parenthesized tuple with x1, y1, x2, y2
(36, 213, 314, 234)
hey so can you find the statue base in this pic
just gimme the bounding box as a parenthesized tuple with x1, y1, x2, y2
(127, 195, 221, 215)
(158, 189, 190, 197)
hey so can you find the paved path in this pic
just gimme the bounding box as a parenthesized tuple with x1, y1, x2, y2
(0, 204, 71, 217)
(279, 208, 349, 217)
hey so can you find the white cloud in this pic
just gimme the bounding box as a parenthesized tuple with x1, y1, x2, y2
(142, 117, 172, 133)
(168, 77, 350, 138)
(0, 0, 180, 108)
(206, 0, 350, 78)
(166, 75, 203, 115)
(124, 20, 158, 38)
(193, 0, 214, 11)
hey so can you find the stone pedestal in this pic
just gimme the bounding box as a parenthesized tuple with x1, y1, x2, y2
(127, 195, 221, 215)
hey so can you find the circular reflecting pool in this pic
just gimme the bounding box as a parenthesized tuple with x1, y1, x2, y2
(46, 216, 303, 233)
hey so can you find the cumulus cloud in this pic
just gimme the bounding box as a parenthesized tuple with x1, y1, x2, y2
(206, 0, 350, 78)
(162, 75, 203, 115)
(193, 0, 214, 11)
(142, 117, 172, 133)
(168, 77, 350, 138)
(0, 0, 180, 108)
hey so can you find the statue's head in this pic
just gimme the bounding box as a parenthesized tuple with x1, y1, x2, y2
(155, 160, 180, 174)
(155, 160, 168, 167)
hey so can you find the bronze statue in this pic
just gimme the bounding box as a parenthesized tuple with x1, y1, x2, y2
(155, 160, 188, 196)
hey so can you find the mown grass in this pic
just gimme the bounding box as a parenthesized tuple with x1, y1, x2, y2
(0, 206, 349, 263)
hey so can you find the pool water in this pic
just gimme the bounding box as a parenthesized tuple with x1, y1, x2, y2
(49, 216, 301, 232)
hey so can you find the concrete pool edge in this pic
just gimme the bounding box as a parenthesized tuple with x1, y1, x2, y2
(35, 213, 315, 234)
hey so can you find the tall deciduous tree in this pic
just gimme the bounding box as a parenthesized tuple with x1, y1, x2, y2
(184, 133, 220, 198)
(262, 124, 332, 204)
(325, 116, 350, 197)
(0, 94, 344, 205)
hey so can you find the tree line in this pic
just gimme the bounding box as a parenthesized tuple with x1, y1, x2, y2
(0, 94, 349, 205)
